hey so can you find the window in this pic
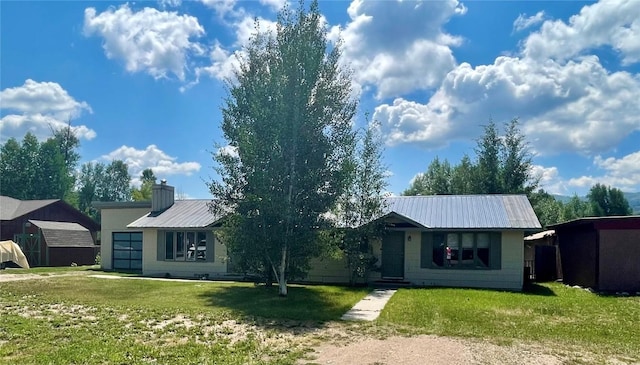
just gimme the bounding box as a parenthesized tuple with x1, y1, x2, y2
(113, 232, 142, 271)
(428, 232, 500, 269)
(161, 231, 210, 262)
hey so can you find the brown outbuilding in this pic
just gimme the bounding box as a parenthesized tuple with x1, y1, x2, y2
(549, 216, 640, 292)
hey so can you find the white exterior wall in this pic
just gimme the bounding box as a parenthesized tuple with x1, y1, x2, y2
(99, 207, 150, 270)
(142, 229, 228, 278)
(402, 230, 524, 290)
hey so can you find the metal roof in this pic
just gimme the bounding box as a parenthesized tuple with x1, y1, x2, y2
(383, 195, 541, 230)
(29, 220, 95, 248)
(0, 196, 58, 220)
(127, 200, 222, 229)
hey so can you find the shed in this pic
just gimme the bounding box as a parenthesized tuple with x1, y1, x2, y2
(0, 196, 99, 266)
(523, 230, 561, 282)
(549, 216, 640, 292)
(22, 220, 98, 267)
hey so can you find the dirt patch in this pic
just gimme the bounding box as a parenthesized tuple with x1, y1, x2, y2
(0, 274, 45, 282)
(298, 333, 629, 365)
(0, 271, 91, 283)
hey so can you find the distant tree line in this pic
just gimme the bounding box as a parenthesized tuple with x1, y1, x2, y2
(403, 119, 633, 228)
(0, 127, 158, 222)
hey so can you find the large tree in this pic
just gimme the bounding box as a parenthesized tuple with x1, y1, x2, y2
(77, 160, 132, 220)
(0, 126, 79, 204)
(209, 1, 357, 296)
(132, 168, 157, 201)
(587, 183, 632, 217)
(335, 121, 388, 285)
(403, 157, 451, 196)
(403, 119, 537, 196)
(475, 119, 502, 194)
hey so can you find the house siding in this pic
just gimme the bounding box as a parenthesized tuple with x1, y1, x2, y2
(100, 207, 150, 270)
(305, 239, 383, 284)
(142, 229, 228, 278)
(404, 230, 524, 290)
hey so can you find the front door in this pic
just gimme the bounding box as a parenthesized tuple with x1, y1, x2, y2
(382, 231, 405, 279)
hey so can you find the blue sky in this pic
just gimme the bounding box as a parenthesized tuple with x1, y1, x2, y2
(2, 0, 639, 199)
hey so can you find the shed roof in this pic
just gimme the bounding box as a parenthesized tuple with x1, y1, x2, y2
(29, 220, 95, 248)
(548, 215, 640, 230)
(127, 200, 222, 229)
(383, 195, 541, 230)
(524, 230, 556, 241)
(0, 196, 58, 220)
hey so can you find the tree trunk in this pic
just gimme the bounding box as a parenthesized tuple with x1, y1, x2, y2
(278, 243, 288, 296)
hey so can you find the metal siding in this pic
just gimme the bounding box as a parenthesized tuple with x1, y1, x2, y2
(384, 195, 540, 230)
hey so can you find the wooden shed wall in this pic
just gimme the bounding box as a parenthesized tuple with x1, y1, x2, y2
(558, 227, 597, 289)
(598, 229, 640, 292)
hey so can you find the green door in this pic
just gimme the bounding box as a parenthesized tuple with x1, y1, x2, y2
(382, 231, 405, 278)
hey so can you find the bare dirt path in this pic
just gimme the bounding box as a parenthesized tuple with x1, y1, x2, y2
(0, 271, 90, 282)
(299, 335, 567, 365)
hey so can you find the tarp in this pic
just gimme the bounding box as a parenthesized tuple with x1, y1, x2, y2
(0, 240, 30, 269)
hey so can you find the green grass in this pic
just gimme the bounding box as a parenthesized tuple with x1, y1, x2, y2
(0, 274, 369, 364)
(3, 269, 639, 364)
(378, 283, 640, 360)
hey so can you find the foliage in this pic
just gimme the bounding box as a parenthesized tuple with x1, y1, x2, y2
(475, 119, 502, 194)
(587, 183, 632, 216)
(0, 124, 80, 205)
(562, 194, 592, 220)
(334, 120, 388, 285)
(132, 168, 157, 201)
(528, 190, 563, 228)
(209, 1, 357, 296)
(403, 118, 538, 197)
(78, 160, 132, 220)
(403, 157, 451, 195)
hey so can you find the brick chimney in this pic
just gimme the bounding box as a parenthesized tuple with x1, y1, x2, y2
(151, 179, 175, 213)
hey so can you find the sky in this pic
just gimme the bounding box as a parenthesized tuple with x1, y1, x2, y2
(1, 0, 639, 199)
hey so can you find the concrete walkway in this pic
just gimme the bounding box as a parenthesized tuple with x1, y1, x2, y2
(341, 289, 397, 321)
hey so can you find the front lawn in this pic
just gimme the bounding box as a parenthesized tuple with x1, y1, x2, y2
(0, 272, 369, 364)
(378, 283, 640, 361)
(3, 269, 639, 364)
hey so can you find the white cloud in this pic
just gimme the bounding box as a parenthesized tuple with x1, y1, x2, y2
(373, 0, 640, 156)
(530, 164, 568, 195)
(513, 11, 545, 32)
(101, 144, 201, 186)
(336, 0, 465, 98)
(193, 16, 277, 83)
(83, 5, 205, 81)
(561, 151, 640, 192)
(158, 0, 182, 8)
(523, 0, 640, 65)
(217, 144, 239, 159)
(259, 0, 287, 12)
(200, 0, 240, 18)
(374, 98, 453, 147)
(0, 79, 95, 141)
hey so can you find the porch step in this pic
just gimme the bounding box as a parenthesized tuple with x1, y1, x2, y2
(373, 279, 412, 289)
